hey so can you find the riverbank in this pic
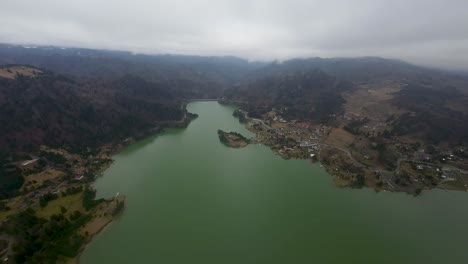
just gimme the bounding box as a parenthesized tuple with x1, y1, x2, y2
(0, 110, 198, 262)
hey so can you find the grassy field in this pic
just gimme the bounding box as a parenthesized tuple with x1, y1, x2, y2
(324, 128, 355, 148)
(36, 192, 84, 219)
(22, 169, 64, 191)
(343, 84, 405, 122)
(0, 66, 42, 79)
(0, 196, 23, 221)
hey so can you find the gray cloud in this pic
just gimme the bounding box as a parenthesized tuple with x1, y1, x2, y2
(1, 0, 468, 70)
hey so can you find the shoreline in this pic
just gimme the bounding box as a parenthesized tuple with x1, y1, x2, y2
(72, 195, 126, 264)
(227, 103, 468, 195)
(74, 219, 114, 264)
(71, 111, 197, 263)
(0, 103, 198, 263)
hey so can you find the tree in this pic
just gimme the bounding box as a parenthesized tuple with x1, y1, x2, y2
(355, 175, 366, 187)
(112, 201, 125, 216)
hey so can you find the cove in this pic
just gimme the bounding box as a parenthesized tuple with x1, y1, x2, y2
(81, 101, 468, 264)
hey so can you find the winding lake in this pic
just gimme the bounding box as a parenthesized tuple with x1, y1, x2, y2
(82, 101, 468, 264)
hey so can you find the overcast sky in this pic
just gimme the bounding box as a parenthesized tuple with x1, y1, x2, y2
(1, 0, 468, 70)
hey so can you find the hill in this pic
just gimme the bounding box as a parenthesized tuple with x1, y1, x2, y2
(224, 68, 353, 122)
(0, 66, 185, 156)
(0, 44, 265, 97)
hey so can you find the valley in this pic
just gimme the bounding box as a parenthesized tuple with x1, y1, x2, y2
(0, 45, 468, 263)
(2, 1, 468, 263)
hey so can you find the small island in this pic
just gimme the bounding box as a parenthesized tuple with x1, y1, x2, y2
(217, 130, 250, 148)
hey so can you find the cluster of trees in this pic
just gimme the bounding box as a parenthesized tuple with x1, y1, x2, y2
(217, 130, 229, 144)
(62, 186, 83, 197)
(39, 192, 59, 207)
(40, 151, 67, 165)
(0, 160, 23, 199)
(82, 188, 104, 210)
(337, 162, 366, 188)
(217, 130, 249, 143)
(343, 118, 370, 135)
(390, 83, 468, 145)
(224, 69, 351, 123)
(112, 201, 125, 216)
(354, 175, 366, 188)
(2, 208, 91, 263)
(390, 111, 468, 145)
(232, 109, 247, 123)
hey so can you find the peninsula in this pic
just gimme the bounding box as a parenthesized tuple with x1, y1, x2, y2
(217, 130, 250, 148)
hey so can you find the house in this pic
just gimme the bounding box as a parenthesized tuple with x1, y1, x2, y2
(300, 142, 314, 147)
(414, 151, 431, 161)
(295, 122, 310, 129)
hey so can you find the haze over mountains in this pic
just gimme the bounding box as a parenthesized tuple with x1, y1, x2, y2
(1, 44, 468, 159)
(3, 0, 468, 71)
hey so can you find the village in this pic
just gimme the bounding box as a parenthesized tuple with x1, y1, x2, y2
(0, 144, 127, 263)
(234, 108, 468, 194)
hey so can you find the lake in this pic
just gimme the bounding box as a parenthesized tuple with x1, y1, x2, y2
(81, 101, 468, 264)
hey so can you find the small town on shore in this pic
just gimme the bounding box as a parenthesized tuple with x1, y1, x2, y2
(0, 143, 127, 264)
(222, 107, 468, 195)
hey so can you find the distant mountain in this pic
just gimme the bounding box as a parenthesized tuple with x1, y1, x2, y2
(0, 44, 265, 95)
(246, 57, 467, 82)
(224, 68, 354, 122)
(2, 43, 467, 90)
(1, 43, 467, 150)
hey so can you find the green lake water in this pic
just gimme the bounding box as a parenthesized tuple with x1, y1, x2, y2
(81, 101, 468, 264)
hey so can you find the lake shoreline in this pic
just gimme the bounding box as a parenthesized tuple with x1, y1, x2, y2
(73, 112, 198, 263)
(72, 195, 126, 264)
(0, 106, 199, 263)
(225, 102, 468, 195)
